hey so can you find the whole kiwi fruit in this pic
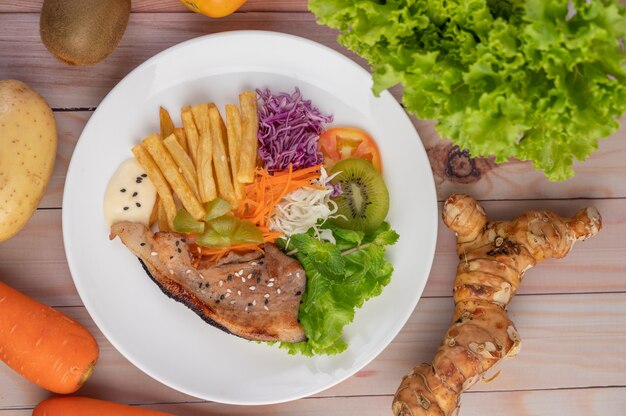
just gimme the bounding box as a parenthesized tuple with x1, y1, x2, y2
(40, 0, 131, 66)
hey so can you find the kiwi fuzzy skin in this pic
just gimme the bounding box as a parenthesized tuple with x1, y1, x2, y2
(40, 0, 131, 66)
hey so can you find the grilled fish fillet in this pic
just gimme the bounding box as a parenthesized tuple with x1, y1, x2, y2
(110, 221, 306, 343)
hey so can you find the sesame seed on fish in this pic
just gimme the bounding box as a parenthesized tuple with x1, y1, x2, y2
(249, 286, 256, 291)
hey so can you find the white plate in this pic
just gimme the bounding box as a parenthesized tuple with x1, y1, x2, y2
(63, 31, 437, 405)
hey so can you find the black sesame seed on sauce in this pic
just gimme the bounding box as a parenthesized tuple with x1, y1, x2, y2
(227, 275, 233, 281)
(295, 291, 302, 296)
(123, 206, 129, 211)
(132, 192, 138, 197)
(120, 188, 126, 193)
(264, 298, 269, 305)
(177, 248, 182, 253)
(140, 242, 146, 246)
(220, 294, 225, 300)
(141, 174, 147, 178)
(136, 202, 141, 208)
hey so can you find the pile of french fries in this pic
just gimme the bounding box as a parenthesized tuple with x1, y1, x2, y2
(132, 91, 259, 231)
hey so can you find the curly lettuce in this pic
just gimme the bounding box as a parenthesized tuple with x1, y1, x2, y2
(309, 0, 626, 180)
(279, 222, 399, 356)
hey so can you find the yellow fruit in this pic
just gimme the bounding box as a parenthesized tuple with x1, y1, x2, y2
(180, 0, 247, 18)
(0, 80, 57, 242)
(40, 0, 130, 66)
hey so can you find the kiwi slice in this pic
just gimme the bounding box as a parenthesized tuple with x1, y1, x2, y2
(329, 158, 389, 232)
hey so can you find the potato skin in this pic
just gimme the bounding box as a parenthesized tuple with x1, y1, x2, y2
(0, 80, 57, 242)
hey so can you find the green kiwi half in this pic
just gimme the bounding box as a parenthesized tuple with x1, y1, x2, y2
(329, 158, 390, 232)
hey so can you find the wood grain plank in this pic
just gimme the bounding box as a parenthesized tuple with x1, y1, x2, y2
(1, 293, 625, 407)
(420, 117, 626, 201)
(0, 13, 348, 110)
(2, 388, 626, 416)
(1, 199, 622, 307)
(0, 0, 309, 13)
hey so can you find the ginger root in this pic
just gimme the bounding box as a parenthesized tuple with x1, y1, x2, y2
(392, 194, 602, 416)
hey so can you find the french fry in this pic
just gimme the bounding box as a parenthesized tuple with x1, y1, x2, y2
(173, 127, 188, 154)
(132, 143, 177, 230)
(208, 105, 237, 206)
(225, 104, 244, 202)
(157, 199, 169, 232)
(238, 91, 259, 183)
(149, 195, 159, 226)
(159, 107, 175, 140)
(163, 133, 200, 200)
(181, 106, 200, 166)
(194, 104, 218, 203)
(141, 133, 205, 220)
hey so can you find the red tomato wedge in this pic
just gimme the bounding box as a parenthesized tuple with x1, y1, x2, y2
(319, 127, 383, 172)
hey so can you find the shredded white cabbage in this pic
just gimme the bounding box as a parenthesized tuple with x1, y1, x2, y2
(269, 167, 341, 243)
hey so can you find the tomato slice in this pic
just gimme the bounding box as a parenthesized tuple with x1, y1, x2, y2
(319, 127, 383, 172)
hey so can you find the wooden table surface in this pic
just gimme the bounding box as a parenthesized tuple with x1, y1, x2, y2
(1, 2, 626, 415)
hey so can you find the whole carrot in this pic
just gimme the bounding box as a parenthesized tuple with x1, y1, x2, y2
(33, 396, 176, 415)
(0, 280, 98, 394)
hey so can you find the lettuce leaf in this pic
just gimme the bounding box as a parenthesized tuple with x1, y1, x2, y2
(280, 223, 399, 356)
(309, 0, 626, 181)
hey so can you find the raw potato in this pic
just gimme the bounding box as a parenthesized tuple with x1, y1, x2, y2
(0, 80, 57, 242)
(392, 194, 602, 416)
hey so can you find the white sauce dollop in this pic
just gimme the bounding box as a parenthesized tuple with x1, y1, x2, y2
(103, 158, 157, 226)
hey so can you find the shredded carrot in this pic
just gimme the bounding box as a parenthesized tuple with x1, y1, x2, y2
(191, 164, 323, 264)
(236, 164, 323, 228)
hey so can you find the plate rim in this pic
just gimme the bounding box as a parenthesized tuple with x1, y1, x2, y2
(62, 30, 438, 405)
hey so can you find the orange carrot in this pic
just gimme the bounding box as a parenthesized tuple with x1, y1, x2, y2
(0, 281, 98, 394)
(33, 396, 175, 416)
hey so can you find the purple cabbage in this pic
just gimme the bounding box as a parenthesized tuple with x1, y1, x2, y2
(256, 88, 333, 172)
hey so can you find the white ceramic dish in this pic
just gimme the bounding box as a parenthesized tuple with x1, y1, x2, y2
(63, 31, 438, 405)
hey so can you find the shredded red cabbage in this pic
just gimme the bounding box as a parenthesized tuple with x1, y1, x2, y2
(257, 88, 333, 172)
